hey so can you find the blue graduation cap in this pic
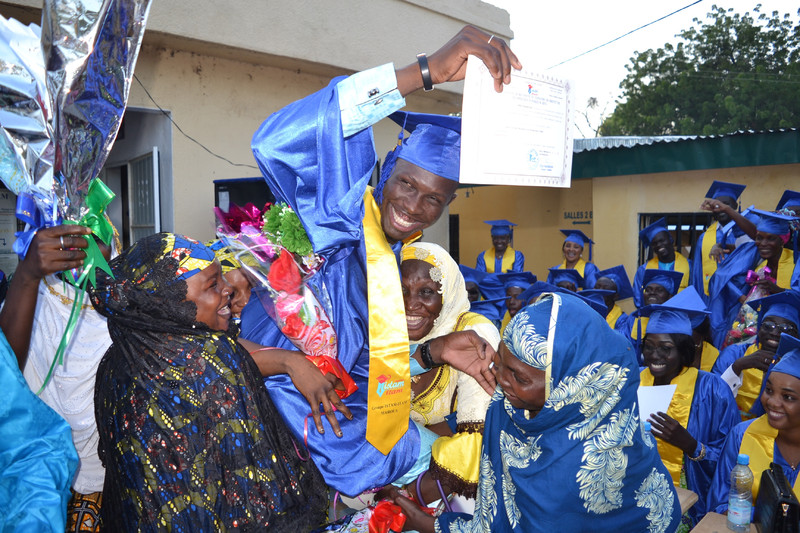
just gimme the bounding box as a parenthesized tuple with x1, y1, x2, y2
(777, 190, 800, 212)
(560, 229, 594, 260)
(751, 208, 798, 236)
(518, 281, 560, 306)
(641, 269, 683, 296)
(705, 180, 746, 201)
(595, 265, 634, 301)
(498, 271, 537, 292)
(578, 289, 614, 317)
(638, 287, 710, 336)
(771, 334, 800, 381)
(639, 218, 670, 248)
(484, 219, 517, 237)
(749, 291, 800, 332)
(388, 111, 461, 182)
(458, 264, 505, 300)
(659, 286, 709, 329)
(547, 268, 583, 291)
(470, 297, 506, 323)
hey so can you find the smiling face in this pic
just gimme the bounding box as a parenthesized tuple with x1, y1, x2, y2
(492, 234, 511, 255)
(379, 159, 458, 244)
(755, 231, 784, 261)
(761, 372, 800, 431)
(649, 231, 673, 262)
(643, 282, 671, 306)
(758, 316, 799, 353)
(506, 286, 525, 316)
(400, 259, 444, 341)
(223, 268, 253, 318)
(184, 260, 233, 331)
(562, 240, 583, 264)
(493, 342, 546, 414)
(642, 333, 683, 384)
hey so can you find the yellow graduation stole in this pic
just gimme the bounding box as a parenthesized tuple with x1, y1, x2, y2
(640, 367, 699, 485)
(699, 341, 719, 373)
(606, 304, 623, 329)
(740, 415, 800, 501)
(700, 222, 719, 295)
(631, 316, 649, 340)
(482, 247, 515, 273)
(558, 258, 587, 279)
(363, 188, 412, 454)
(737, 343, 766, 415)
(756, 248, 796, 289)
(500, 310, 512, 335)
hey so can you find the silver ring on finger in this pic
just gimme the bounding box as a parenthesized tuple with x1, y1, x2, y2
(487, 35, 495, 44)
(59, 235, 66, 250)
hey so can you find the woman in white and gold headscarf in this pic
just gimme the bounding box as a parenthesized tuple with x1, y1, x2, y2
(399, 241, 500, 505)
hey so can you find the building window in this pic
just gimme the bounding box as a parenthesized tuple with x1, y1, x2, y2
(639, 212, 713, 264)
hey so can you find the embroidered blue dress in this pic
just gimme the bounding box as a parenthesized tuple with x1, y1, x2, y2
(435, 293, 681, 532)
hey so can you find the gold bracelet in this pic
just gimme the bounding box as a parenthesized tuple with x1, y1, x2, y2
(688, 442, 706, 462)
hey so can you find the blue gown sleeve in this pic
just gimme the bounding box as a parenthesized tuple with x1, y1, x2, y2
(0, 329, 77, 532)
(684, 372, 741, 520)
(512, 250, 525, 272)
(707, 420, 751, 514)
(475, 252, 487, 272)
(632, 264, 645, 309)
(583, 262, 599, 290)
(707, 242, 760, 348)
(711, 344, 745, 375)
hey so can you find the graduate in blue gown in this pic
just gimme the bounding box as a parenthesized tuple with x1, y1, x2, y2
(637, 298, 740, 525)
(546, 229, 598, 290)
(691, 181, 745, 304)
(0, 328, 77, 532)
(475, 220, 525, 273)
(241, 27, 519, 495)
(708, 334, 800, 515)
(707, 209, 799, 349)
(633, 218, 692, 309)
(595, 264, 634, 332)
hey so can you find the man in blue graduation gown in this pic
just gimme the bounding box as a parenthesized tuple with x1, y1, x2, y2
(240, 26, 520, 496)
(632, 218, 691, 309)
(691, 181, 745, 304)
(475, 220, 525, 273)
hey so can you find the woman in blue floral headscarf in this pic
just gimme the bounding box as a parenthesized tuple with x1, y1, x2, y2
(396, 292, 682, 532)
(90, 233, 328, 531)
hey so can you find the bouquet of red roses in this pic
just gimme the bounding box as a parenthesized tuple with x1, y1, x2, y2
(217, 202, 356, 398)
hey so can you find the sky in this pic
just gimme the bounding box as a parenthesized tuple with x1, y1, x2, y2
(487, 0, 799, 137)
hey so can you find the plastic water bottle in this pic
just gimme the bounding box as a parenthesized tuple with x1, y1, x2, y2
(727, 453, 754, 532)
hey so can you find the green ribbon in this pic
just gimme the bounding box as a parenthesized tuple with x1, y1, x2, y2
(38, 177, 116, 394)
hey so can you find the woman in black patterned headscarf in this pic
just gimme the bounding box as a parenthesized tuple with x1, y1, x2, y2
(90, 233, 328, 531)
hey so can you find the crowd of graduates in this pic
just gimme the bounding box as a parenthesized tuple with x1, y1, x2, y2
(461, 181, 800, 528)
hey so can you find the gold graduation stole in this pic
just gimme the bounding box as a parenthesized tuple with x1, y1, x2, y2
(740, 415, 800, 501)
(559, 258, 587, 279)
(500, 310, 512, 335)
(700, 222, 719, 295)
(363, 188, 412, 455)
(606, 304, 623, 329)
(756, 248, 797, 289)
(737, 343, 765, 415)
(482, 247, 515, 273)
(640, 367, 699, 485)
(631, 316, 649, 340)
(700, 341, 719, 373)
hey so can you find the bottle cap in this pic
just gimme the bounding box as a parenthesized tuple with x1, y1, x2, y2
(644, 421, 652, 431)
(737, 453, 750, 465)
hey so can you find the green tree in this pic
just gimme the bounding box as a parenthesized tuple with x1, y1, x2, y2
(599, 5, 800, 136)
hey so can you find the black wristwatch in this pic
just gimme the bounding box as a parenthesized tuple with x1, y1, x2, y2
(419, 340, 441, 369)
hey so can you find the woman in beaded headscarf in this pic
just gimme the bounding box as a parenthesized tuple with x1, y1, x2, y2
(395, 291, 682, 532)
(398, 242, 500, 504)
(90, 233, 328, 531)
